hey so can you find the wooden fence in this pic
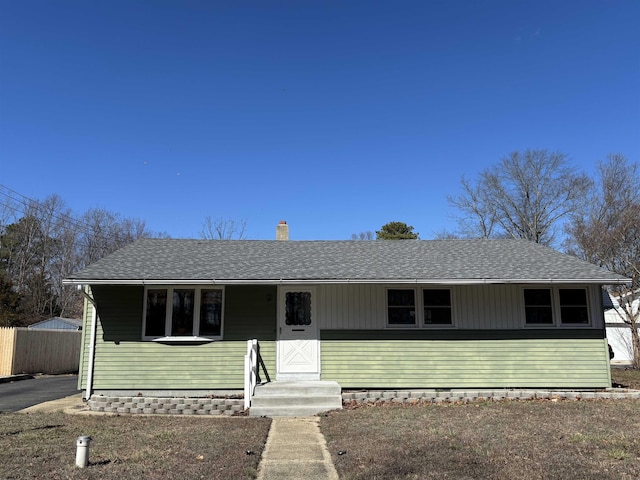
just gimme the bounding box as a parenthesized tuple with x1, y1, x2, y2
(0, 327, 81, 376)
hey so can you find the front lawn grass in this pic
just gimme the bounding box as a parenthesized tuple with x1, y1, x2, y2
(321, 399, 640, 480)
(0, 412, 271, 480)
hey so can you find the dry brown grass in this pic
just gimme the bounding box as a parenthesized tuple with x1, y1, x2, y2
(321, 399, 640, 480)
(0, 412, 271, 480)
(3, 369, 640, 479)
(611, 367, 640, 389)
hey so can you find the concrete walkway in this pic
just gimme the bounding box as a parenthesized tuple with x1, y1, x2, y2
(257, 417, 339, 480)
(18, 393, 84, 414)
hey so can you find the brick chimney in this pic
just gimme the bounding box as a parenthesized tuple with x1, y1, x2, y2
(276, 220, 289, 240)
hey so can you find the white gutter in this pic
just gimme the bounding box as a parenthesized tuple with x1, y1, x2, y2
(64, 277, 631, 286)
(81, 287, 97, 402)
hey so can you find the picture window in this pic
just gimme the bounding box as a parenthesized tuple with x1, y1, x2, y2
(143, 286, 224, 340)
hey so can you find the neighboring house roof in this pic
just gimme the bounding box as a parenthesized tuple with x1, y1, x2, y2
(604, 291, 639, 312)
(28, 317, 83, 330)
(602, 290, 616, 310)
(64, 238, 629, 286)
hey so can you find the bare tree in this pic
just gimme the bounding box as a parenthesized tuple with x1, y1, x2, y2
(448, 150, 591, 246)
(0, 195, 155, 324)
(77, 208, 152, 267)
(200, 216, 247, 240)
(565, 154, 640, 368)
(351, 231, 374, 240)
(449, 176, 497, 239)
(433, 230, 461, 240)
(0, 195, 73, 322)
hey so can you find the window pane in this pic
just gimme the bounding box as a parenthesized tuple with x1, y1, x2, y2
(285, 292, 312, 326)
(145, 289, 167, 337)
(524, 289, 552, 306)
(200, 289, 222, 336)
(172, 289, 195, 336)
(424, 289, 451, 307)
(388, 289, 416, 325)
(425, 308, 452, 324)
(389, 307, 416, 325)
(524, 289, 553, 324)
(560, 289, 589, 324)
(559, 288, 587, 305)
(388, 289, 415, 307)
(525, 306, 553, 324)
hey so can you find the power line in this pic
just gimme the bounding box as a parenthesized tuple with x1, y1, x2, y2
(0, 184, 147, 245)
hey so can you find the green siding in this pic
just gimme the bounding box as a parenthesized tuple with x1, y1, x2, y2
(321, 338, 611, 388)
(81, 285, 277, 391)
(80, 283, 612, 391)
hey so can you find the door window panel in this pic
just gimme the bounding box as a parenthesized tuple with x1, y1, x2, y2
(285, 291, 312, 326)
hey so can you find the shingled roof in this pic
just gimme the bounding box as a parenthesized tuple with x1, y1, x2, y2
(64, 238, 629, 285)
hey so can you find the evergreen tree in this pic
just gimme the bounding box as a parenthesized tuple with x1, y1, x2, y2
(376, 222, 419, 240)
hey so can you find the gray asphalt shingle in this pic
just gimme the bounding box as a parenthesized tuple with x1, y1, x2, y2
(65, 238, 628, 284)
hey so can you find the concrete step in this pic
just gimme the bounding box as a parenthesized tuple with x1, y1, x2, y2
(249, 381, 342, 417)
(253, 380, 341, 396)
(250, 405, 340, 417)
(251, 395, 342, 408)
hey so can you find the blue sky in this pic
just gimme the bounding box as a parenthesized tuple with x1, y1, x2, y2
(1, 0, 638, 240)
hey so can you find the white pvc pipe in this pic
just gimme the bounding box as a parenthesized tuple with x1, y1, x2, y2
(75, 436, 91, 468)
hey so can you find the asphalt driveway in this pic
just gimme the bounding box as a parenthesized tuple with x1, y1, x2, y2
(0, 375, 79, 412)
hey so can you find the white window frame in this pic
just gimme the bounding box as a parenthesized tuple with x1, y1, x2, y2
(385, 287, 455, 328)
(386, 287, 418, 328)
(422, 287, 455, 328)
(522, 286, 591, 328)
(557, 287, 591, 326)
(142, 285, 225, 341)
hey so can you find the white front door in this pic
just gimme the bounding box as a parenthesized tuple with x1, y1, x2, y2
(277, 287, 320, 380)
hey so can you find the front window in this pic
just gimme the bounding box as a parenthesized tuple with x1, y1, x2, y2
(145, 289, 167, 337)
(172, 289, 195, 336)
(143, 286, 224, 340)
(199, 289, 223, 336)
(387, 289, 416, 326)
(524, 289, 553, 325)
(523, 287, 590, 326)
(559, 288, 589, 324)
(424, 289, 452, 325)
